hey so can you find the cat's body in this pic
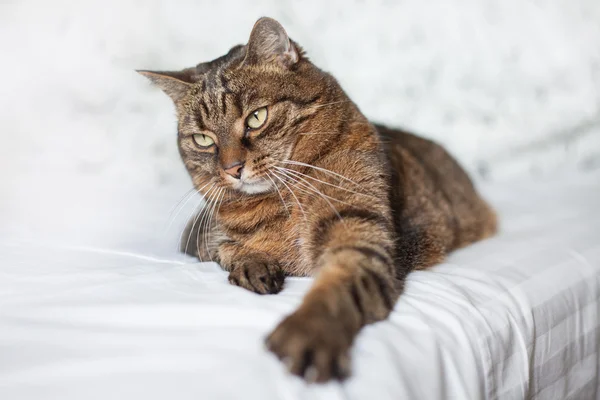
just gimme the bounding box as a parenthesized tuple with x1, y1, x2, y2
(183, 124, 496, 276)
(140, 17, 496, 383)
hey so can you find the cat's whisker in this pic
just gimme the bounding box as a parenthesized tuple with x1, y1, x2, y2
(201, 188, 217, 263)
(216, 189, 227, 238)
(183, 186, 216, 259)
(182, 183, 216, 258)
(179, 201, 203, 255)
(275, 170, 320, 204)
(276, 167, 337, 202)
(165, 190, 199, 235)
(165, 180, 214, 235)
(274, 171, 341, 224)
(208, 188, 227, 260)
(167, 188, 196, 216)
(271, 171, 307, 222)
(278, 160, 360, 187)
(195, 186, 220, 261)
(278, 171, 356, 216)
(275, 168, 344, 223)
(266, 171, 291, 217)
(204, 187, 225, 262)
(274, 166, 378, 201)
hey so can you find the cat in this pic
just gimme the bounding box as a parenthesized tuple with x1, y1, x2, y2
(138, 17, 497, 383)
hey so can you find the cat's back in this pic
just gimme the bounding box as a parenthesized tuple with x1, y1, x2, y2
(374, 124, 497, 254)
(375, 124, 476, 193)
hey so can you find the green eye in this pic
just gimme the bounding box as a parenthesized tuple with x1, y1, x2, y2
(193, 134, 214, 147)
(246, 107, 268, 130)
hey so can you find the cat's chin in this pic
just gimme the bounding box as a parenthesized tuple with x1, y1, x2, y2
(232, 180, 273, 195)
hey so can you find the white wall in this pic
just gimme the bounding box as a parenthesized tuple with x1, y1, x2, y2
(1, 0, 599, 189)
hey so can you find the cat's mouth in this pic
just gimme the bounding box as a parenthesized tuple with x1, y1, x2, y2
(230, 177, 273, 195)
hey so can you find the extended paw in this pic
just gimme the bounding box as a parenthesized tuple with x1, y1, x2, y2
(228, 259, 285, 294)
(266, 306, 353, 382)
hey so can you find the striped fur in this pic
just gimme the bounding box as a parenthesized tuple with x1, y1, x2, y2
(140, 17, 497, 383)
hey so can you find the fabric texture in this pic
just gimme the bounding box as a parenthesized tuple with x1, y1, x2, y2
(1, 172, 598, 400)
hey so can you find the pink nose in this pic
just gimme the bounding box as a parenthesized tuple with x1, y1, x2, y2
(223, 162, 244, 179)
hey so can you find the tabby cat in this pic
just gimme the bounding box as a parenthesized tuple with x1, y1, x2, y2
(138, 17, 497, 383)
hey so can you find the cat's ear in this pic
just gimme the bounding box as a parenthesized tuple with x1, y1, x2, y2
(136, 68, 197, 103)
(243, 17, 299, 68)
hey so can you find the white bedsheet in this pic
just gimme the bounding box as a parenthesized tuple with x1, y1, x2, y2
(1, 172, 599, 400)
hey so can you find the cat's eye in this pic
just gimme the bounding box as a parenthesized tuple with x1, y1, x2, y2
(246, 107, 268, 130)
(193, 134, 215, 148)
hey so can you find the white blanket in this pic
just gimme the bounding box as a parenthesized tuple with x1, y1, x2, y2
(1, 172, 599, 400)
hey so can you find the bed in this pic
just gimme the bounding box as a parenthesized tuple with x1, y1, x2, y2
(0, 172, 599, 400)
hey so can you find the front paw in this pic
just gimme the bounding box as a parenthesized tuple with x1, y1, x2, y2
(266, 306, 353, 382)
(227, 259, 284, 294)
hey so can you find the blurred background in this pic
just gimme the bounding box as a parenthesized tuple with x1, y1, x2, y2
(1, 0, 599, 250)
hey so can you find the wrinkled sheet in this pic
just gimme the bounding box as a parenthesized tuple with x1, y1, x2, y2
(1, 173, 599, 400)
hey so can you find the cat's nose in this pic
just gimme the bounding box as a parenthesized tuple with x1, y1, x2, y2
(223, 161, 245, 179)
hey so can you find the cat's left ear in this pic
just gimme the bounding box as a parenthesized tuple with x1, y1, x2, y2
(137, 68, 197, 103)
(242, 17, 299, 68)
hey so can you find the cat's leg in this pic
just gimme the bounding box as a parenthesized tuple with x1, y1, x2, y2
(219, 241, 285, 295)
(266, 207, 400, 382)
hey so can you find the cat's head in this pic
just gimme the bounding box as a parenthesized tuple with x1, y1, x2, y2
(139, 17, 351, 197)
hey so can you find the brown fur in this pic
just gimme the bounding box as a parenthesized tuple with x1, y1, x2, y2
(139, 17, 497, 383)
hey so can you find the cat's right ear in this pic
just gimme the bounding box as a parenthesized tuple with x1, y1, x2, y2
(242, 17, 299, 69)
(136, 69, 196, 103)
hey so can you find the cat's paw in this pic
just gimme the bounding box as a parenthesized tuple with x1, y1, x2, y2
(227, 259, 284, 294)
(265, 306, 352, 383)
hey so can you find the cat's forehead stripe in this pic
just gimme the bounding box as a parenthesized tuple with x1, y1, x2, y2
(219, 91, 228, 115)
(193, 66, 241, 123)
